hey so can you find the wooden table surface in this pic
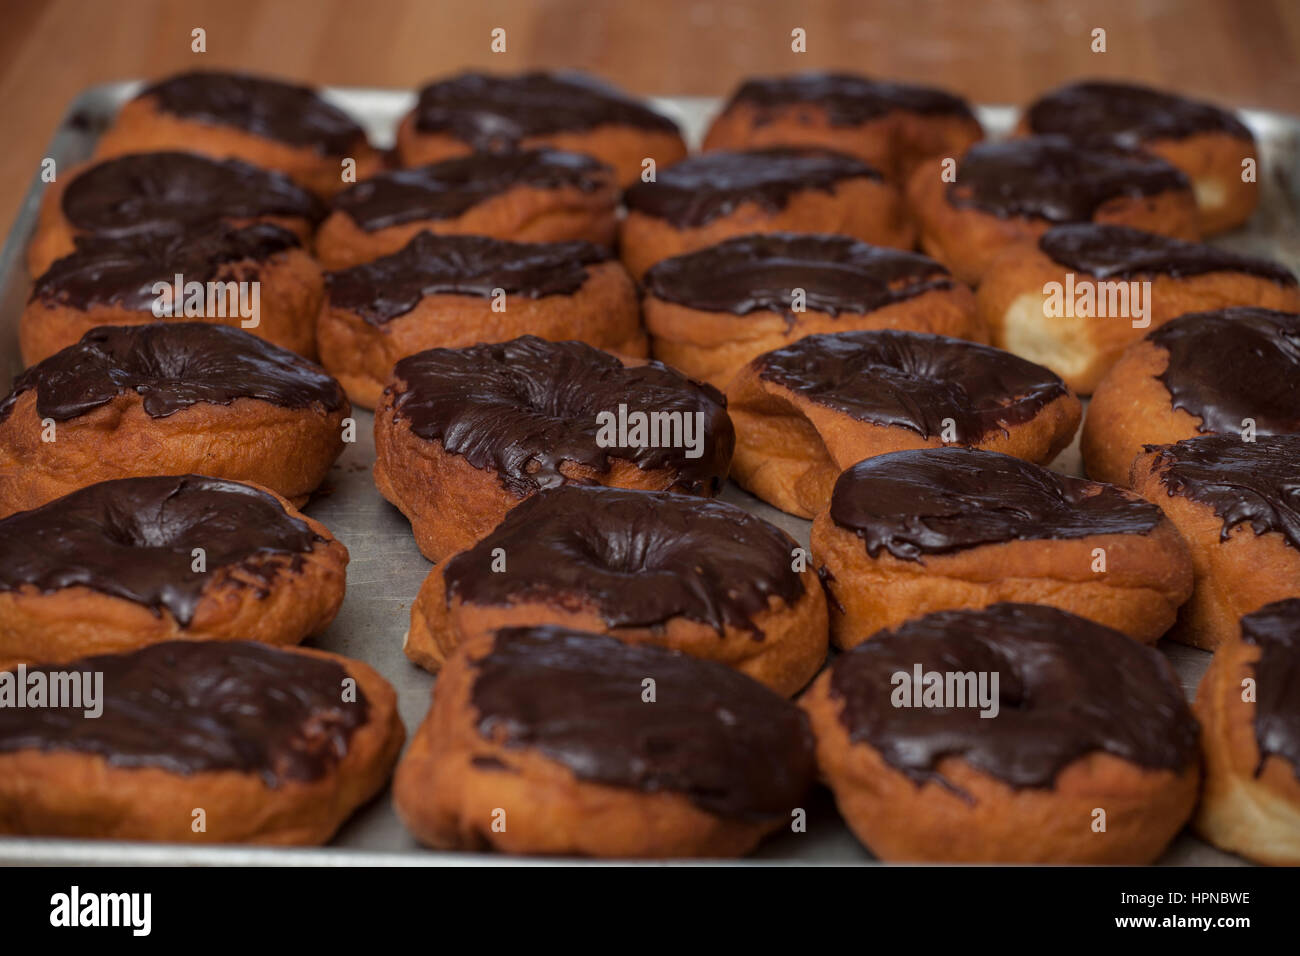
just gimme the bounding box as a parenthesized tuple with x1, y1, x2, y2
(2, 0, 1297, 228)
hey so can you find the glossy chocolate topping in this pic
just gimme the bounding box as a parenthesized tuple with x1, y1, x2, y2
(412, 71, 680, 145)
(0, 323, 345, 425)
(33, 221, 301, 312)
(0, 641, 368, 786)
(829, 603, 1198, 790)
(830, 448, 1161, 561)
(140, 71, 367, 154)
(327, 232, 612, 325)
(1240, 600, 1300, 780)
(1025, 80, 1252, 146)
(60, 152, 324, 237)
(0, 475, 323, 625)
(444, 486, 805, 635)
(727, 71, 976, 124)
(390, 337, 732, 496)
(331, 149, 610, 232)
(754, 330, 1068, 440)
(1039, 224, 1296, 284)
(623, 148, 881, 228)
(1149, 308, 1300, 435)
(1145, 434, 1300, 550)
(641, 232, 955, 320)
(470, 626, 815, 818)
(947, 135, 1189, 222)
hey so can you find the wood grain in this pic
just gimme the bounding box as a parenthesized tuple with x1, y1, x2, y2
(2, 0, 1297, 229)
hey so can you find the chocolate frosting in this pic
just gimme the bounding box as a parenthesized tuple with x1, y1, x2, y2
(331, 149, 610, 232)
(829, 603, 1198, 791)
(470, 626, 815, 818)
(726, 71, 976, 124)
(1039, 224, 1296, 284)
(1240, 600, 1300, 781)
(60, 152, 324, 237)
(0, 323, 346, 425)
(948, 135, 1189, 222)
(390, 337, 732, 496)
(0, 641, 368, 786)
(0, 475, 323, 625)
(412, 71, 680, 145)
(641, 232, 955, 320)
(623, 148, 881, 228)
(1025, 80, 1252, 146)
(1145, 434, 1300, 550)
(33, 221, 301, 312)
(140, 70, 367, 154)
(754, 329, 1068, 440)
(830, 447, 1162, 561)
(1149, 308, 1300, 435)
(444, 486, 805, 635)
(326, 232, 612, 325)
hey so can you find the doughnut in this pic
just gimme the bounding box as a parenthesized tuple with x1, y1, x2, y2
(800, 603, 1201, 862)
(812, 448, 1193, 647)
(906, 135, 1199, 284)
(0, 641, 403, 844)
(724, 330, 1081, 517)
(94, 70, 380, 196)
(620, 147, 913, 279)
(393, 625, 815, 857)
(703, 71, 982, 181)
(396, 70, 687, 187)
(27, 151, 324, 278)
(405, 485, 828, 695)
(0, 475, 347, 668)
(1194, 599, 1300, 864)
(318, 232, 646, 408)
(316, 148, 619, 269)
(1082, 308, 1300, 487)
(374, 336, 733, 561)
(978, 224, 1300, 394)
(641, 232, 982, 391)
(1130, 434, 1300, 650)
(23, 221, 324, 365)
(1020, 80, 1258, 235)
(0, 323, 349, 518)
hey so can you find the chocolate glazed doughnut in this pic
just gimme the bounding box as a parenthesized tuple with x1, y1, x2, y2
(0, 475, 348, 667)
(906, 135, 1199, 284)
(800, 604, 1201, 862)
(1130, 434, 1300, 650)
(94, 70, 380, 196)
(27, 151, 325, 278)
(406, 485, 828, 696)
(316, 148, 619, 269)
(724, 330, 1081, 517)
(1020, 80, 1259, 235)
(703, 71, 983, 181)
(1195, 599, 1300, 864)
(811, 448, 1193, 646)
(318, 232, 647, 408)
(0, 324, 349, 517)
(23, 221, 325, 364)
(374, 337, 734, 561)
(1083, 308, 1300, 487)
(620, 148, 914, 278)
(978, 224, 1300, 394)
(641, 233, 983, 391)
(0, 641, 404, 845)
(394, 626, 815, 857)
(396, 70, 687, 187)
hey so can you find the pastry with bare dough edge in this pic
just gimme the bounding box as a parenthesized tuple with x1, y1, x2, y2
(394, 625, 815, 858)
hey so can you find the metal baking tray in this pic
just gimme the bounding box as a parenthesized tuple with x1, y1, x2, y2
(3, 83, 1297, 866)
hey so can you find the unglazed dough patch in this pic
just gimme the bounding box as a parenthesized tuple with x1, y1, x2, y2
(1002, 292, 1092, 380)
